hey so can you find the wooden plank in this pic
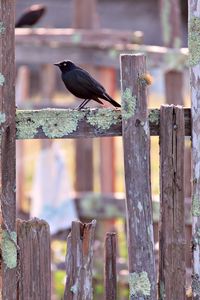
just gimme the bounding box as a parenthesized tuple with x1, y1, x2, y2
(64, 220, 96, 300)
(75, 138, 94, 191)
(165, 70, 184, 105)
(15, 107, 191, 139)
(75, 193, 192, 225)
(15, 28, 144, 46)
(189, 1, 200, 298)
(121, 54, 157, 299)
(104, 232, 117, 300)
(99, 67, 116, 193)
(73, 3, 96, 194)
(40, 64, 56, 102)
(15, 34, 188, 69)
(0, 1, 17, 299)
(159, 0, 182, 48)
(72, 0, 98, 29)
(158, 105, 185, 300)
(16, 66, 30, 213)
(17, 218, 51, 300)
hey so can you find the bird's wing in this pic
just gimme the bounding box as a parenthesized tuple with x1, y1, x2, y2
(75, 69, 106, 95)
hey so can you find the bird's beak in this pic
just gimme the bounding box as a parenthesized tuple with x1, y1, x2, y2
(54, 63, 60, 67)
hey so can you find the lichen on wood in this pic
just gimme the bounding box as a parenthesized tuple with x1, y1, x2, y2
(0, 22, 5, 34)
(0, 112, 6, 124)
(121, 88, 137, 120)
(1, 230, 17, 269)
(0, 73, 5, 86)
(16, 109, 86, 139)
(189, 16, 200, 66)
(86, 108, 120, 130)
(149, 109, 159, 125)
(192, 195, 200, 217)
(129, 271, 151, 297)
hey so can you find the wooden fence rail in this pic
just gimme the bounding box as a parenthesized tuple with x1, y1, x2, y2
(15, 107, 191, 139)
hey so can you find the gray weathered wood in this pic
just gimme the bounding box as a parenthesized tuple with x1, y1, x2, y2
(15, 28, 187, 69)
(73, 0, 98, 29)
(99, 68, 116, 193)
(17, 218, 51, 300)
(159, 0, 182, 48)
(104, 232, 117, 300)
(75, 138, 94, 191)
(64, 220, 96, 300)
(0, 1, 17, 299)
(15, 107, 191, 139)
(158, 105, 185, 300)
(16, 66, 30, 213)
(189, 1, 200, 298)
(121, 54, 157, 299)
(15, 28, 143, 47)
(73, 3, 96, 193)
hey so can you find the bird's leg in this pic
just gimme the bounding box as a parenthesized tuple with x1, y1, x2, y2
(77, 99, 90, 110)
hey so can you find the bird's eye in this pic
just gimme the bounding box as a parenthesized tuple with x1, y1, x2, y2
(64, 63, 66, 66)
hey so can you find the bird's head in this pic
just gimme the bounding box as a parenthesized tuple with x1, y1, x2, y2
(54, 61, 76, 72)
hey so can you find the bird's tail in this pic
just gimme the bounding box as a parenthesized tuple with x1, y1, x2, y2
(103, 93, 121, 108)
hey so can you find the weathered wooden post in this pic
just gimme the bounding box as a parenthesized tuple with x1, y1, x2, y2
(188, 1, 200, 298)
(16, 66, 30, 214)
(120, 54, 157, 299)
(104, 232, 117, 300)
(64, 220, 96, 300)
(73, 0, 98, 192)
(17, 218, 51, 299)
(159, 0, 192, 201)
(158, 105, 185, 300)
(0, 1, 17, 299)
(99, 68, 116, 193)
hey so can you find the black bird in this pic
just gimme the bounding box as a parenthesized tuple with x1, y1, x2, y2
(15, 4, 46, 28)
(54, 61, 121, 109)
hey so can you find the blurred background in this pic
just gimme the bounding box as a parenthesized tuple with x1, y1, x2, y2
(15, 0, 190, 298)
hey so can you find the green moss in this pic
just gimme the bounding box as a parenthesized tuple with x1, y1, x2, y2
(0, 113, 6, 124)
(129, 271, 151, 297)
(2, 230, 17, 269)
(161, 0, 171, 45)
(149, 109, 159, 126)
(122, 88, 137, 120)
(192, 195, 200, 217)
(87, 108, 120, 130)
(0, 73, 5, 86)
(16, 109, 86, 139)
(189, 17, 200, 66)
(0, 22, 5, 34)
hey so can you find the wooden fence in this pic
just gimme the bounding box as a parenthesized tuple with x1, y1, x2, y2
(1, 1, 200, 300)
